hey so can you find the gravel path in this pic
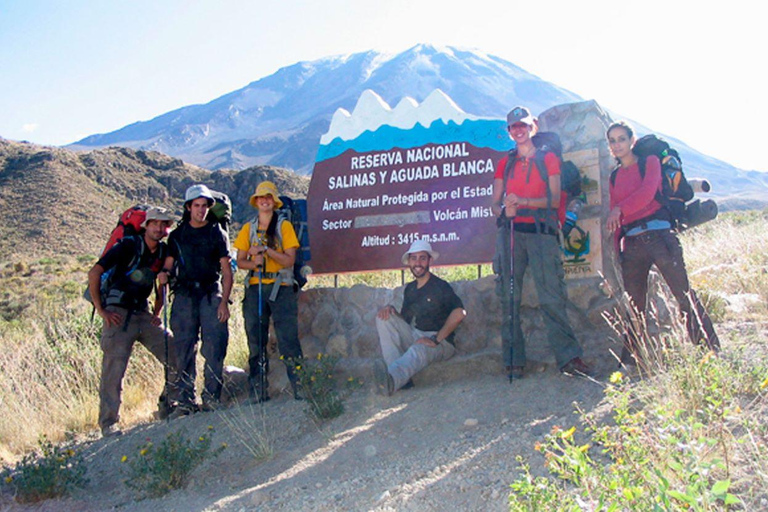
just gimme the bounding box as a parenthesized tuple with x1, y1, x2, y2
(1, 356, 612, 511)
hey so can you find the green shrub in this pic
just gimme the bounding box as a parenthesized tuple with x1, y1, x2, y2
(2, 436, 87, 503)
(508, 346, 761, 510)
(122, 428, 225, 498)
(291, 353, 361, 422)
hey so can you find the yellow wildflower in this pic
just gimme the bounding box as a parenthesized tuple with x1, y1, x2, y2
(222, 443, 228, 448)
(561, 427, 576, 440)
(199, 436, 205, 442)
(121, 455, 128, 463)
(761, 376, 768, 390)
(534, 441, 543, 452)
(609, 371, 623, 384)
(578, 443, 590, 453)
(317, 353, 323, 360)
(208, 425, 214, 430)
(5, 476, 13, 483)
(140, 449, 148, 456)
(347, 376, 354, 382)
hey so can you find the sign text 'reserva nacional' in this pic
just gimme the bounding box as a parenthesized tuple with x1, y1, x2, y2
(307, 89, 509, 273)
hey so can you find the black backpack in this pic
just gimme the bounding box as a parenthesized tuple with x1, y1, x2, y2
(277, 196, 311, 288)
(609, 134, 715, 230)
(245, 196, 312, 290)
(500, 131, 583, 232)
(171, 189, 233, 291)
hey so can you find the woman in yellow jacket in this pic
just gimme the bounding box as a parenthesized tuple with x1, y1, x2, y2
(234, 181, 303, 402)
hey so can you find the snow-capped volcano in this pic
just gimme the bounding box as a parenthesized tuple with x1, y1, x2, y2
(65, 43, 768, 207)
(69, 44, 580, 173)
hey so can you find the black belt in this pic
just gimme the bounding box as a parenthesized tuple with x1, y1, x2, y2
(514, 222, 558, 236)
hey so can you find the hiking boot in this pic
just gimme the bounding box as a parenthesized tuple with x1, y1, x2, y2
(247, 394, 271, 405)
(168, 404, 196, 420)
(101, 424, 123, 438)
(201, 400, 222, 413)
(373, 358, 394, 396)
(560, 357, 593, 378)
(508, 366, 525, 381)
(400, 379, 415, 390)
(292, 387, 305, 401)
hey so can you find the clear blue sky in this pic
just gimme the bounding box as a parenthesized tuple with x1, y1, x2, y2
(1, 0, 764, 171)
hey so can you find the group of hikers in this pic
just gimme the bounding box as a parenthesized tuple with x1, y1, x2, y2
(87, 105, 721, 437)
(88, 181, 304, 437)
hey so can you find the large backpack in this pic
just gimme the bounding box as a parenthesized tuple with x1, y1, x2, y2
(100, 205, 150, 256)
(246, 196, 312, 290)
(278, 196, 311, 288)
(170, 189, 234, 290)
(610, 134, 716, 230)
(499, 131, 584, 233)
(84, 205, 150, 306)
(206, 190, 232, 236)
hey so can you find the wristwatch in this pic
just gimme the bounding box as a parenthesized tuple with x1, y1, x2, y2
(429, 334, 439, 344)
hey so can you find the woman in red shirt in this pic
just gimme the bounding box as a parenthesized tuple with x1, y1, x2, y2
(491, 106, 590, 380)
(606, 121, 719, 364)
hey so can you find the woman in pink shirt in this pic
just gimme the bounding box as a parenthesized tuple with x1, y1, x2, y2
(606, 121, 719, 365)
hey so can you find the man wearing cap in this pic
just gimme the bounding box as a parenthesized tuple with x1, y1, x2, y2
(373, 240, 466, 396)
(491, 106, 591, 381)
(163, 184, 233, 414)
(87, 206, 176, 437)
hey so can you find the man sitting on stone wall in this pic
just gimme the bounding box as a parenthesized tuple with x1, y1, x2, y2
(373, 240, 467, 396)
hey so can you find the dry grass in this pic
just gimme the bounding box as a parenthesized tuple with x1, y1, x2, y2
(0, 210, 766, 470)
(683, 209, 768, 320)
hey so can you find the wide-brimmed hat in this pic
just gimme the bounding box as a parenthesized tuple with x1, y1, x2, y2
(401, 239, 439, 265)
(141, 206, 175, 228)
(184, 184, 214, 204)
(249, 181, 284, 209)
(506, 106, 535, 127)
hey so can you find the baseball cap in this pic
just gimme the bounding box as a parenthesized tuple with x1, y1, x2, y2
(506, 106, 535, 126)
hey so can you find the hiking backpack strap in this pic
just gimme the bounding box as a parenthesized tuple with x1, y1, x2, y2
(518, 150, 558, 233)
(245, 216, 293, 290)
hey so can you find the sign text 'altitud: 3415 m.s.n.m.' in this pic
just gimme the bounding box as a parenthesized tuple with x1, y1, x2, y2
(307, 90, 510, 274)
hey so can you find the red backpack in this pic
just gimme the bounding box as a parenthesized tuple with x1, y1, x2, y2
(83, 205, 151, 307)
(100, 205, 150, 256)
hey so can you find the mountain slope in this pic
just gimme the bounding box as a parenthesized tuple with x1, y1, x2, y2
(69, 44, 581, 174)
(0, 138, 309, 259)
(67, 44, 767, 208)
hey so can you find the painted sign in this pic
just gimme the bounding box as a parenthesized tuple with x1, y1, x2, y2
(308, 89, 508, 274)
(307, 91, 604, 279)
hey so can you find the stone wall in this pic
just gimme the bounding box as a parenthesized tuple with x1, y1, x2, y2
(296, 100, 624, 370)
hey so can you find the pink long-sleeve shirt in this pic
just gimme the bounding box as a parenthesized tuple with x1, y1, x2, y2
(609, 155, 663, 226)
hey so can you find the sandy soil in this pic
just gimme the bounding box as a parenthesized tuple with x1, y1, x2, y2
(0, 344, 621, 512)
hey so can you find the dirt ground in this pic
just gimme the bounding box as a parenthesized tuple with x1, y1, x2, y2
(0, 343, 623, 512)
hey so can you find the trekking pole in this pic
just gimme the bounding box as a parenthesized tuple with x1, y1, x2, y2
(163, 282, 171, 422)
(497, 210, 515, 383)
(257, 261, 267, 404)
